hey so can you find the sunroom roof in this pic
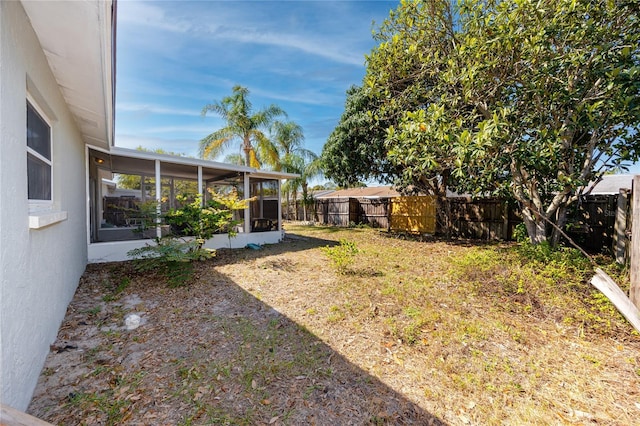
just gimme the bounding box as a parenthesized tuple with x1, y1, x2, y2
(91, 147, 299, 181)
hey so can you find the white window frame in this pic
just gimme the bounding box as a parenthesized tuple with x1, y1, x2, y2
(26, 95, 53, 210)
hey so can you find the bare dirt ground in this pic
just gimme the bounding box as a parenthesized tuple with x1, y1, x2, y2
(27, 225, 640, 425)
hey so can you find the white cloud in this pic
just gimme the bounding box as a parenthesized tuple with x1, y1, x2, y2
(139, 125, 216, 135)
(116, 2, 193, 33)
(118, 2, 370, 66)
(117, 102, 201, 117)
(250, 86, 342, 107)
(210, 28, 365, 66)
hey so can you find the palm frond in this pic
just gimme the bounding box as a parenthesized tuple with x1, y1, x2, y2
(223, 153, 245, 166)
(254, 131, 280, 170)
(199, 128, 234, 159)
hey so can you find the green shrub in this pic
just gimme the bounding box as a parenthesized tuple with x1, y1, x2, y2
(164, 191, 250, 248)
(127, 190, 251, 287)
(321, 239, 359, 274)
(127, 237, 214, 287)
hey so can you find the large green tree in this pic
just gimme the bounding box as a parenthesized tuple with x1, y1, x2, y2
(321, 85, 399, 188)
(327, 0, 640, 244)
(200, 85, 286, 168)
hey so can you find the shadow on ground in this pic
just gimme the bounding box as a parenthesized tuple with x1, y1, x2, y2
(27, 241, 445, 425)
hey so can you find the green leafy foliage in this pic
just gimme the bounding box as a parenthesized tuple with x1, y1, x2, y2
(321, 239, 359, 274)
(199, 85, 286, 168)
(321, 85, 398, 188)
(127, 190, 250, 286)
(325, 0, 640, 245)
(127, 238, 212, 287)
(164, 193, 244, 247)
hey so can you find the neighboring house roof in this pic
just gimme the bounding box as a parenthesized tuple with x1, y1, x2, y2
(316, 186, 401, 199)
(21, 0, 115, 149)
(309, 190, 336, 198)
(588, 174, 635, 195)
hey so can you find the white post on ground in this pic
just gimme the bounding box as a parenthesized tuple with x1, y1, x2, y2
(614, 188, 629, 264)
(630, 175, 640, 307)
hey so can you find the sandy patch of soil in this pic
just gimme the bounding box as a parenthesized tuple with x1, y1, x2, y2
(27, 227, 640, 425)
(27, 233, 442, 425)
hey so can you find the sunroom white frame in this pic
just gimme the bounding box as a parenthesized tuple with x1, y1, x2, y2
(86, 145, 297, 263)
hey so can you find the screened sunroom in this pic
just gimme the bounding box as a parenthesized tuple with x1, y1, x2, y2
(86, 146, 297, 262)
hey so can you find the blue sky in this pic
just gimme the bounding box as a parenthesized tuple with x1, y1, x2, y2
(115, 0, 398, 161)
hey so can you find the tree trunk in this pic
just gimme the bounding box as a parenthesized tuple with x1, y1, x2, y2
(243, 135, 252, 167)
(302, 183, 309, 222)
(292, 192, 298, 221)
(522, 207, 547, 244)
(243, 148, 251, 168)
(550, 205, 568, 247)
(285, 189, 290, 220)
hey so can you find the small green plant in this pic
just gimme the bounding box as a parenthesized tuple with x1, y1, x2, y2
(321, 239, 359, 274)
(84, 306, 101, 316)
(103, 276, 131, 302)
(512, 222, 528, 243)
(128, 190, 251, 286)
(164, 192, 250, 249)
(327, 305, 345, 322)
(128, 237, 214, 287)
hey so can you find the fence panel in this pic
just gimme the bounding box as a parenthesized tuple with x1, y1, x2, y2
(357, 198, 390, 228)
(390, 196, 437, 234)
(566, 195, 618, 251)
(446, 197, 510, 240)
(311, 194, 623, 253)
(315, 198, 357, 226)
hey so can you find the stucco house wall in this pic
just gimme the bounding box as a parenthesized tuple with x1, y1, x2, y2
(0, 1, 89, 410)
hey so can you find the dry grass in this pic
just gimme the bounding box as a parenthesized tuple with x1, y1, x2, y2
(28, 224, 640, 425)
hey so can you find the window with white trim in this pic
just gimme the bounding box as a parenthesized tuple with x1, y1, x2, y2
(27, 100, 52, 202)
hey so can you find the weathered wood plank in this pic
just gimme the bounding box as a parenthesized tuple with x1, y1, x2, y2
(590, 268, 640, 333)
(0, 404, 53, 426)
(614, 189, 629, 264)
(631, 176, 640, 307)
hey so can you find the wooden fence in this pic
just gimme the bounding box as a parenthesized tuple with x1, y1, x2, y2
(389, 196, 437, 234)
(289, 193, 627, 253)
(441, 197, 515, 240)
(565, 194, 619, 252)
(312, 196, 435, 231)
(357, 198, 392, 228)
(314, 198, 358, 227)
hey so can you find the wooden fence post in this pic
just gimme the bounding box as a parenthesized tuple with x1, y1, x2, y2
(614, 189, 629, 264)
(630, 176, 640, 308)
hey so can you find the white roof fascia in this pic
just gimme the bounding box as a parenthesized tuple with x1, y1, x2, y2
(102, 0, 115, 148)
(106, 146, 255, 173)
(89, 145, 299, 179)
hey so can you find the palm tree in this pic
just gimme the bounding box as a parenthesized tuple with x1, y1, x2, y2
(282, 154, 323, 221)
(199, 85, 285, 168)
(299, 157, 323, 221)
(222, 153, 245, 166)
(269, 120, 316, 219)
